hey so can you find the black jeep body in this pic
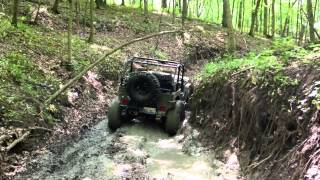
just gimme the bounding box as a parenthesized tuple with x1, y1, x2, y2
(107, 57, 192, 135)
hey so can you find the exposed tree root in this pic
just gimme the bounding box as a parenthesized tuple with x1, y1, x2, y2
(0, 135, 9, 144)
(29, 126, 53, 132)
(190, 63, 320, 179)
(5, 131, 30, 152)
(247, 153, 273, 170)
(0, 126, 53, 153)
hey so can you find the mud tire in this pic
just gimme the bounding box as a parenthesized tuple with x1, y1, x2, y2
(107, 97, 122, 131)
(126, 72, 160, 105)
(165, 101, 185, 135)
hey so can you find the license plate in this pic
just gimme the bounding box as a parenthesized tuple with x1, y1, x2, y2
(143, 107, 156, 114)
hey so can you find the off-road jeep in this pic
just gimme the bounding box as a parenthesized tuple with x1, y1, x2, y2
(107, 57, 192, 135)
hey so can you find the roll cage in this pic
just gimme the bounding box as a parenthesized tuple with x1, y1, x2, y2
(124, 57, 185, 91)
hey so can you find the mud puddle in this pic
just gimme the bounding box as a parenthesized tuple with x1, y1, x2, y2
(15, 118, 241, 180)
(120, 123, 217, 179)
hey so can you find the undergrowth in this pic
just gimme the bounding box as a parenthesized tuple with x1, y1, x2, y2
(0, 52, 59, 123)
(0, 15, 122, 125)
(199, 38, 319, 87)
(195, 38, 320, 106)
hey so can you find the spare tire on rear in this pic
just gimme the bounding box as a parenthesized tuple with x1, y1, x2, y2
(126, 72, 160, 105)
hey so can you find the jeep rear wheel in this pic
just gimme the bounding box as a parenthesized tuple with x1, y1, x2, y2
(107, 97, 122, 131)
(165, 101, 185, 135)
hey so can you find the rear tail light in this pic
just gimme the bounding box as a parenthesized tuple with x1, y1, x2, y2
(159, 105, 166, 112)
(121, 98, 129, 105)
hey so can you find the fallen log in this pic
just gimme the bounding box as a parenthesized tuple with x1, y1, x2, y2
(29, 126, 53, 132)
(1, 126, 52, 152)
(44, 29, 185, 106)
(0, 135, 9, 144)
(5, 131, 30, 152)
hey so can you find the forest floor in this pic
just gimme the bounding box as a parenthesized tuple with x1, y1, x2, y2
(1, 2, 319, 180)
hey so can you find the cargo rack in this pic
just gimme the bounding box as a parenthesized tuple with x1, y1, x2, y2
(126, 57, 185, 90)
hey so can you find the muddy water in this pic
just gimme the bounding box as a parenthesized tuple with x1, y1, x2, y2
(121, 123, 217, 179)
(16, 118, 241, 180)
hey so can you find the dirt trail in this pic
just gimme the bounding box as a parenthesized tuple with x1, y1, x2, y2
(15, 114, 242, 180)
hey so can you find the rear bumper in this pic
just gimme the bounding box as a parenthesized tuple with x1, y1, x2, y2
(120, 105, 165, 120)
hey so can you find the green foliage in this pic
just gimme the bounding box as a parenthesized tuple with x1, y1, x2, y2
(312, 92, 320, 110)
(201, 51, 283, 82)
(150, 47, 169, 59)
(199, 38, 309, 93)
(124, 18, 158, 33)
(0, 52, 59, 122)
(0, 17, 13, 38)
(71, 58, 91, 72)
(271, 38, 297, 50)
(0, 52, 57, 86)
(99, 54, 123, 80)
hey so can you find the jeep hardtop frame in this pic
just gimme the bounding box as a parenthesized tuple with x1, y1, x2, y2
(123, 56, 186, 91)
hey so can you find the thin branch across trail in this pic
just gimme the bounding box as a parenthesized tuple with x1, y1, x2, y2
(5, 131, 30, 152)
(44, 30, 183, 106)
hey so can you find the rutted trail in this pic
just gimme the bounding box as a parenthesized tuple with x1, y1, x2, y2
(121, 122, 215, 179)
(16, 116, 242, 180)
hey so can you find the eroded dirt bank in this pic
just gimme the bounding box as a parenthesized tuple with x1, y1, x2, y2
(190, 62, 320, 179)
(15, 116, 243, 180)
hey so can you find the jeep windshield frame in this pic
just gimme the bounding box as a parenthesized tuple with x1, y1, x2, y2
(125, 57, 185, 91)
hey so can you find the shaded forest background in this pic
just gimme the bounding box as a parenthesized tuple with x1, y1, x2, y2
(6, 0, 320, 43)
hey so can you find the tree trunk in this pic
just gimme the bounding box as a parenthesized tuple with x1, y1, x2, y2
(279, 0, 282, 34)
(121, 0, 125, 6)
(144, 0, 148, 22)
(53, 0, 60, 14)
(295, 0, 300, 39)
(33, 0, 41, 24)
(281, 0, 299, 37)
(83, 0, 89, 30)
(222, 0, 232, 27)
(196, 0, 199, 17)
(172, 0, 176, 23)
(249, 0, 262, 36)
(282, 16, 289, 37)
(181, 0, 187, 27)
(271, 0, 275, 37)
(258, 2, 263, 33)
(235, 1, 239, 29)
(88, 0, 94, 43)
(75, 0, 81, 32)
(96, 0, 106, 9)
(298, 24, 305, 45)
(161, 0, 167, 8)
(217, 0, 220, 22)
(178, 0, 182, 13)
(12, 0, 19, 27)
(307, 0, 315, 42)
(241, 0, 245, 32)
(314, 0, 318, 18)
(231, 0, 236, 18)
(263, 0, 268, 36)
(237, 0, 243, 30)
(223, 0, 235, 52)
(67, 0, 73, 63)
